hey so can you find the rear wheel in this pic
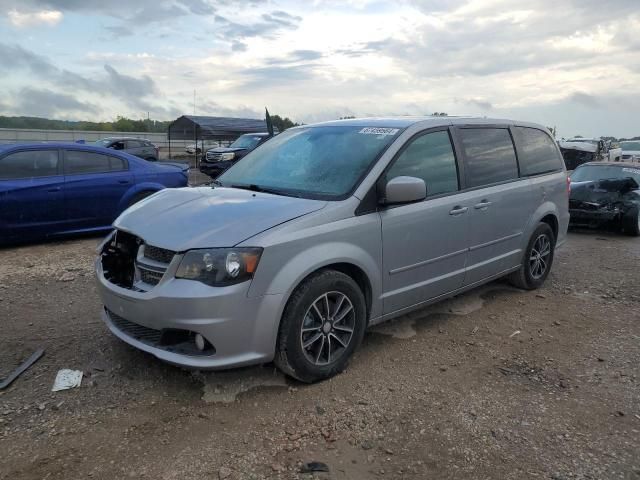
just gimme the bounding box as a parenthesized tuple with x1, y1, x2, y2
(508, 223, 555, 290)
(622, 206, 640, 236)
(275, 270, 367, 383)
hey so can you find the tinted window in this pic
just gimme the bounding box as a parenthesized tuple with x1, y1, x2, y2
(459, 128, 518, 188)
(126, 140, 143, 148)
(386, 130, 458, 196)
(0, 150, 59, 179)
(514, 127, 562, 176)
(64, 151, 125, 174)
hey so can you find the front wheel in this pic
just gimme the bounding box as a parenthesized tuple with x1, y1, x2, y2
(622, 206, 640, 237)
(508, 223, 555, 290)
(275, 270, 367, 383)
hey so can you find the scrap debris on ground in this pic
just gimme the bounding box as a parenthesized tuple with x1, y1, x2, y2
(0, 232, 639, 479)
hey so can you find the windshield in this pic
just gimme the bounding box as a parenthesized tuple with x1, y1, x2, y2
(230, 135, 263, 149)
(621, 141, 640, 151)
(218, 126, 401, 199)
(571, 165, 640, 184)
(94, 139, 112, 146)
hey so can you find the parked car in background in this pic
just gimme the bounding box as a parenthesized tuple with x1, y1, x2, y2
(94, 137, 159, 161)
(200, 133, 272, 178)
(569, 162, 640, 236)
(620, 141, 640, 163)
(96, 117, 568, 383)
(564, 138, 621, 162)
(0, 143, 189, 245)
(185, 141, 221, 155)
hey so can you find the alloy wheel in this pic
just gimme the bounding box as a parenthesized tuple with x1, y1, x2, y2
(300, 291, 355, 366)
(529, 234, 551, 280)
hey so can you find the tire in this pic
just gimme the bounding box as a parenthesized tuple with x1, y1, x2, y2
(274, 270, 367, 383)
(622, 206, 640, 237)
(507, 223, 556, 290)
(127, 191, 154, 207)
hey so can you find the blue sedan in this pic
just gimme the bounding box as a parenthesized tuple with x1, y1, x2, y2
(0, 143, 189, 245)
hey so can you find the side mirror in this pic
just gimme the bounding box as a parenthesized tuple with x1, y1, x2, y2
(384, 176, 426, 205)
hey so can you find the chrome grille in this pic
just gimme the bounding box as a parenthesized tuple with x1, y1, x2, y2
(206, 151, 223, 162)
(144, 245, 175, 264)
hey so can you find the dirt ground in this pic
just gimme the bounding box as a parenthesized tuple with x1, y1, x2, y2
(0, 231, 639, 480)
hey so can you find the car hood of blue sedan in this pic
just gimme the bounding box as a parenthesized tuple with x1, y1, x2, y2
(113, 187, 327, 251)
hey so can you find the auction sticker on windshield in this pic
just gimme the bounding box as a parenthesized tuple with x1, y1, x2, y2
(359, 127, 399, 136)
(622, 168, 640, 175)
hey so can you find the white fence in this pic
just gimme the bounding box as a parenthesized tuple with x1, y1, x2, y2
(0, 128, 185, 149)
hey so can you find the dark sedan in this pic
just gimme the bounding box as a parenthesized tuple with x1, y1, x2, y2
(569, 162, 640, 236)
(200, 133, 272, 178)
(0, 143, 189, 245)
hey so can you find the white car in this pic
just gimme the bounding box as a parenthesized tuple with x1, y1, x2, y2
(185, 144, 201, 155)
(620, 141, 640, 163)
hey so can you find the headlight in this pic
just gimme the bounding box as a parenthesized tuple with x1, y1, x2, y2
(220, 152, 235, 161)
(175, 248, 262, 286)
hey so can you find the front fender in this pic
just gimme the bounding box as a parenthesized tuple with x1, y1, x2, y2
(117, 182, 165, 211)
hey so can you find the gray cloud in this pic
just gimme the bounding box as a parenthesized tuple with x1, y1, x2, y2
(265, 49, 323, 65)
(341, 0, 639, 79)
(0, 42, 163, 116)
(463, 98, 493, 110)
(15, 87, 99, 117)
(211, 10, 302, 45)
(566, 92, 601, 108)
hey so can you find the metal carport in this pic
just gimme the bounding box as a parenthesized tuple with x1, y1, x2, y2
(167, 115, 271, 161)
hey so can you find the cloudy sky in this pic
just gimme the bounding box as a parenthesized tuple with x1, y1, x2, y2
(0, 0, 638, 137)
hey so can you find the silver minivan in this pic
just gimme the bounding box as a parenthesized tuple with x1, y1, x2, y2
(96, 117, 569, 382)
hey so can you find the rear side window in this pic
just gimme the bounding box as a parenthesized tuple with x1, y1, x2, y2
(127, 140, 143, 148)
(64, 151, 126, 174)
(459, 128, 518, 188)
(513, 127, 563, 176)
(0, 150, 59, 179)
(386, 130, 459, 197)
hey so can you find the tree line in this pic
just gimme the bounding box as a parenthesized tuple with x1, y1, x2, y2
(0, 114, 299, 133)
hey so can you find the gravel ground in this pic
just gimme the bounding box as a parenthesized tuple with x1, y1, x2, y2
(0, 231, 639, 480)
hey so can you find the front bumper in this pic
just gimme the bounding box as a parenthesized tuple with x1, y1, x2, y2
(96, 258, 284, 369)
(569, 208, 620, 226)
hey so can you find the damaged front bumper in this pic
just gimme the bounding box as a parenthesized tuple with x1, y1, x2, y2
(95, 235, 284, 370)
(569, 205, 621, 226)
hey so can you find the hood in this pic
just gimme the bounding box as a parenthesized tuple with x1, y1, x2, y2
(559, 141, 597, 153)
(570, 178, 638, 206)
(154, 161, 189, 173)
(114, 187, 326, 251)
(206, 147, 247, 154)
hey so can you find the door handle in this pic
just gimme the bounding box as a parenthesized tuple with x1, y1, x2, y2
(474, 200, 492, 209)
(449, 206, 468, 216)
(47, 187, 61, 193)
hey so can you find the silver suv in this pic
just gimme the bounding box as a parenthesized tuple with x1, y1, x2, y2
(96, 117, 569, 382)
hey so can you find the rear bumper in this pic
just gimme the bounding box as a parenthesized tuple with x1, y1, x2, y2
(96, 258, 284, 369)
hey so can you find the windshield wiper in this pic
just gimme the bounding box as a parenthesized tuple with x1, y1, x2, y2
(230, 183, 299, 198)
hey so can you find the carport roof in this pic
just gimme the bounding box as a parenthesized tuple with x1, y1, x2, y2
(168, 115, 271, 140)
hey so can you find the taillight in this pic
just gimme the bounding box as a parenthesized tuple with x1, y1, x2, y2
(566, 176, 571, 195)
